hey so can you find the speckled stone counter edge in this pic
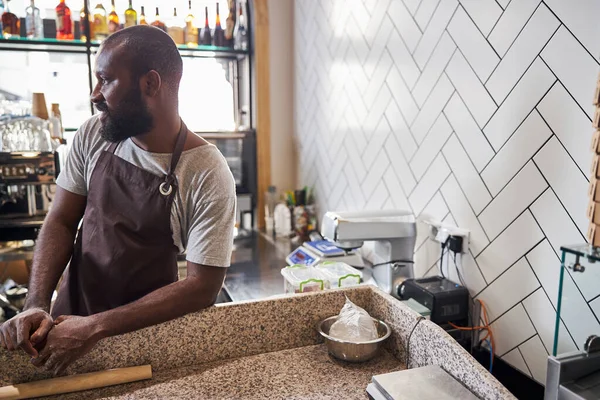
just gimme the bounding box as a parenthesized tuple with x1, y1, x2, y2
(0, 285, 514, 399)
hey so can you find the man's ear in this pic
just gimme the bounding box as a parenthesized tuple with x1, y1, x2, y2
(142, 70, 161, 97)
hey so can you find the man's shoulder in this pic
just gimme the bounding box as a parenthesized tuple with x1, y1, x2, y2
(74, 115, 106, 154)
(180, 144, 236, 200)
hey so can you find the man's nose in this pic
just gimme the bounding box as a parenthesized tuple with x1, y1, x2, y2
(90, 85, 104, 104)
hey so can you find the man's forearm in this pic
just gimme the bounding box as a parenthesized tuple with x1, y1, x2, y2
(89, 276, 221, 340)
(25, 216, 78, 312)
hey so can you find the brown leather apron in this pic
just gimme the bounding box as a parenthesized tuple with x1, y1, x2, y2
(51, 121, 188, 317)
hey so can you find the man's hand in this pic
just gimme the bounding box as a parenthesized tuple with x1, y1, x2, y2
(32, 315, 102, 376)
(0, 308, 54, 357)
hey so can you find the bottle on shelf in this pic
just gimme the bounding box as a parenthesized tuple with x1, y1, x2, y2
(212, 2, 224, 47)
(124, 0, 137, 28)
(151, 7, 166, 32)
(199, 6, 211, 46)
(167, 7, 184, 45)
(92, 2, 108, 40)
(25, 0, 43, 39)
(233, 0, 247, 50)
(80, 1, 94, 42)
(184, 0, 197, 47)
(2, 0, 21, 38)
(50, 103, 64, 139)
(224, 0, 235, 48)
(56, 0, 74, 40)
(108, 0, 119, 34)
(139, 5, 147, 25)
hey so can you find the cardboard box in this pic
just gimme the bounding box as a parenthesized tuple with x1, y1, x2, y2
(587, 224, 600, 247)
(592, 130, 600, 154)
(595, 84, 600, 106)
(589, 179, 600, 202)
(588, 200, 600, 224)
(594, 108, 600, 129)
(592, 155, 600, 179)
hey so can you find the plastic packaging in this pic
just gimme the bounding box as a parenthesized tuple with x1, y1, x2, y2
(329, 297, 378, 342)
(316, 261, 362, 288)
(280, 264, 330, 294)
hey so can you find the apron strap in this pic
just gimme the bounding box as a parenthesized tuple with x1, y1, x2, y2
(107, 141, 119, 154)
(160, 119, 188, 196)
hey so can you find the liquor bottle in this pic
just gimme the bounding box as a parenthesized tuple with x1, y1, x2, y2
(150, 7, 166, 32)
(199, 6, 211, 45)
(108, 0, 119, 33)
(92, 3, 108, 40)
(56, 0, 74, 40)
(224, 0, 235, 48)
(212, 2, 224, 47)
(25, 0, 43, 39)
(80, 1, 94, 41)
(233, 0, 247, 50)
(184, 0, 197, 47)
(0, 1, 4, 35)
(139, 5, 147, 25)
(124, 0, 136, 27)
(1, 0, 20, 38)
(167, 8, 184, 44)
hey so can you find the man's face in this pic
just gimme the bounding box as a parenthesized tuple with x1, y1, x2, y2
(91, 46, 154, 143)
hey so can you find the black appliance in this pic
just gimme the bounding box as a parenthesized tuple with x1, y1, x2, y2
(398, 276, 469, 325)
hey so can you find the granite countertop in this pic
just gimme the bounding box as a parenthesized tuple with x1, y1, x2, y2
(0, 286, 515, 400)
(48, 344, 404, 400)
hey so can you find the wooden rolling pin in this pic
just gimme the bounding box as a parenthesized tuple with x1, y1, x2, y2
(0, 365, 152, 400)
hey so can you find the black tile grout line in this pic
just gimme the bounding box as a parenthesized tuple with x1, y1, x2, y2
(381, 163, 412, 211)
(521, 297, 544, 349)
(384, 142, 419, 198)
(523, 256, 580, 352)
(383, 49, 422, 116)
(445, 32, 500, 111)
(408, 113, 455, 168)
(455, 3, 502, 62)
(535, 104, 590, 185)
(477, 83, 558, 178)
(542, 1, 600, 64)
(480, 42, 559, 135)
(528, 163, 598, 329)
(385, 27, 425, 80)
(443, 128, 494, 208)
(384, 125, 419, 186)
(422, 171, 454, 212)
(486, 0, 508, 39)
(417, 0, 443, 34)
(387, 1, 425, 63)
(360, 19, 395, 74)
(474, 243, 544, 322)
(409, 40, 458, 112)
(531, 158, 588, 240)
(498, 333, 538, 359)
(538, 56, 595, 123)
(382, 112, 418, 161)
(589, 293, 600, 305)
(438, 150, 491, 235)
(473, 161, 549, 244)
(410, 1, 462, 77)
(410, 82, 456, 144)
(405, 110, 455, 199)
(472, 202, 544, 260)
(482, 1, 545, 86)
(518, 347, 535, 378)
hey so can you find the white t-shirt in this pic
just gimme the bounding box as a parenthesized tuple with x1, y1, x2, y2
(56, 115, 236, 267)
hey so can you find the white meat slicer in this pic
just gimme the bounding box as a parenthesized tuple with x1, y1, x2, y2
(320, 210, 417, 297)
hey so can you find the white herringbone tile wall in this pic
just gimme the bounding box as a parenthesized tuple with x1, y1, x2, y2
(293, 0, 600, 383)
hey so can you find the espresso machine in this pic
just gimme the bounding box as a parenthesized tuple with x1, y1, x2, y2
(320, 210, 417, 297)
(0, 118, 60, 241)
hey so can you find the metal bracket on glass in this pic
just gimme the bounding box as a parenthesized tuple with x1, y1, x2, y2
(568, 255, 586, 273)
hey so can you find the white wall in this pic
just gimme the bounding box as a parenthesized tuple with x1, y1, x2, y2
(294, 0, 600, 384)
(268, 0, 297, 191)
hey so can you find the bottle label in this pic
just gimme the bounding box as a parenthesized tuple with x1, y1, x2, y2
(56, 11, 64, 31)
(125, 14, 136, 27)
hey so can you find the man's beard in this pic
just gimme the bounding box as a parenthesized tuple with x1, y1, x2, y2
(96, 88, 154, 143)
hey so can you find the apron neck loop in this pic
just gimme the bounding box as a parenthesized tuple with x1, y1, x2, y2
(160, 119, 187, 196)
(107, 141, 119, 154)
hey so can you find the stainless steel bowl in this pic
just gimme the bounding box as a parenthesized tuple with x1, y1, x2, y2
(317, 316, 391, 362)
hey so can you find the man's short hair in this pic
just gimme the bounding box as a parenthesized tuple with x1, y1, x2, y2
(101, 25, 184, 97)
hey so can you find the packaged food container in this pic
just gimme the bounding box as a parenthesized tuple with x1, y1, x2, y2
(281, 264, 331, 294)
(316, 261, 363, 288)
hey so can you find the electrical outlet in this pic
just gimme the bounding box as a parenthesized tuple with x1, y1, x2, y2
(423, 219, 470, 253)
